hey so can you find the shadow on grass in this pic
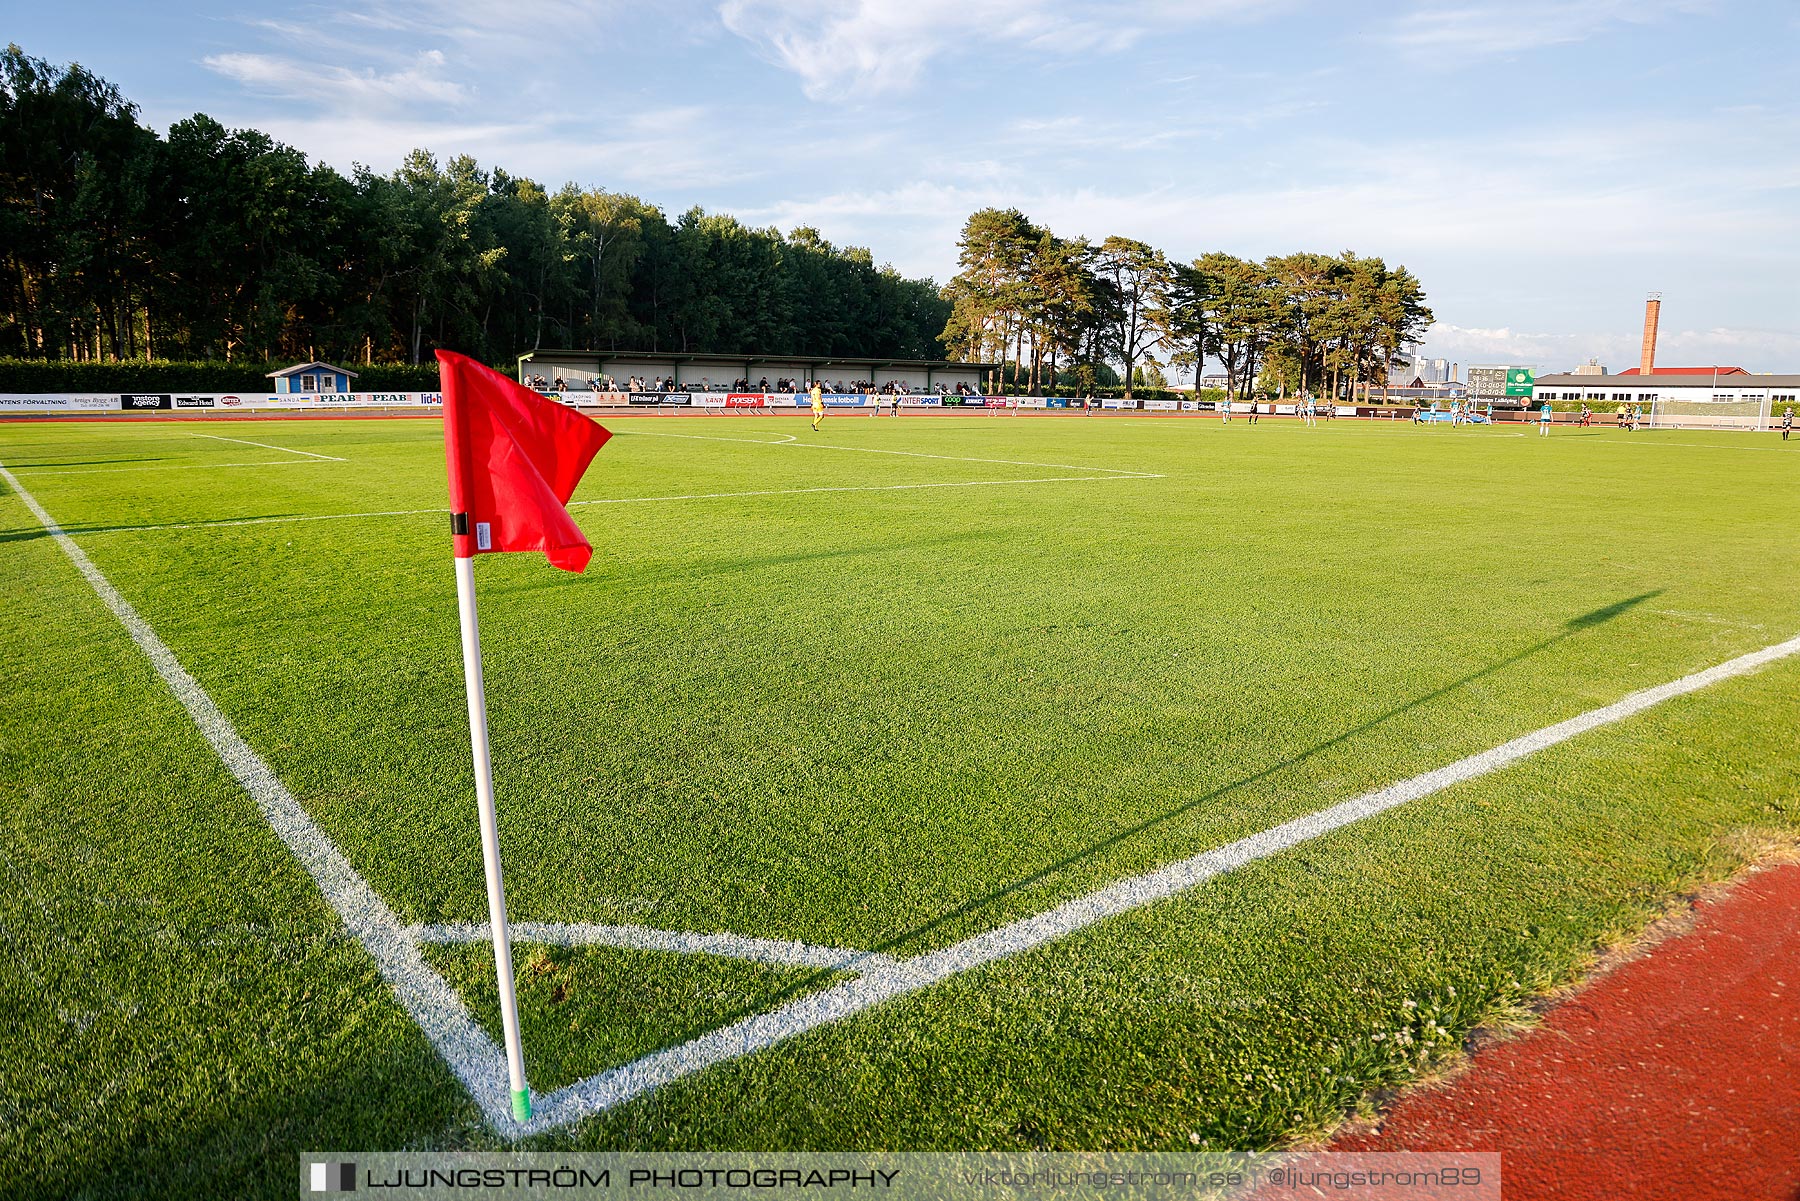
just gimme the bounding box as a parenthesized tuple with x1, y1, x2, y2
(864, 589, 1667, 956)
(652, 590, 1666, 1051)
(21, 1035, 476, 1201)
(486, 528, 1005, 598)
(673, 528, 1003, 584)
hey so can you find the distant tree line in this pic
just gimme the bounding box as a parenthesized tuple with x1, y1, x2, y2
(941, 208, 1434, 399)
(0, 46, 949, 369)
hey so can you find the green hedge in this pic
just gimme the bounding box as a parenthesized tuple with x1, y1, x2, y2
(0, 358, 442, 393)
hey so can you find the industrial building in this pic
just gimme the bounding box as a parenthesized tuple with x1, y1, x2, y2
(1530, 371, 1799, 408)
(1530, 294, 1797, 427)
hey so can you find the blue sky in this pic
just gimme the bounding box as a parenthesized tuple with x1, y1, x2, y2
(18, 1, 1800, 371)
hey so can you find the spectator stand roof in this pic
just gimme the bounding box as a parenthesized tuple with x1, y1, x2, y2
(516, 350, 996, 386)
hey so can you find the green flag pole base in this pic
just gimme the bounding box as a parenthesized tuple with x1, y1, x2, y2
(512, 1088, 532, 1122)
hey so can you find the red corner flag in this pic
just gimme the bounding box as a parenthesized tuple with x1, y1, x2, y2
(438, 350, 611, 572)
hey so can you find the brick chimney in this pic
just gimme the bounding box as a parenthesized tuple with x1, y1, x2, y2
(1639, 293, 1661, 376)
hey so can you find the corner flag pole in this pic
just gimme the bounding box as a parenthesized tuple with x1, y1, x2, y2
(451, 548, 532, 1124)
(436, 348, 610, 1128)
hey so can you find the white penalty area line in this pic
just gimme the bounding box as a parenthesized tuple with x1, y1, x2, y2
(10, 432, 345, 475)
(11, 452, 1800, 1137)
(75, 476, 1144, 537)
(16, 459, 337, 476)
(191, 431, 346, 460)
(617, 428, 1162, 479)
(568, 475, 1144, 507)
(84, 507, 445, 535)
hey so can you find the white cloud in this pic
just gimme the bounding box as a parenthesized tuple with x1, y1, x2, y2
(202, 0, 643, 125)
(203, 50, 469, 110)
(335, 0, 626, 51)
(717, 0, 1273, 98)
(1422, 323, 1800, 374)
(151, 0, 1796, 362)
(1382, 0, 1712, 58)
(738, 110, 1791, 278)
(239, 103, 757, 193)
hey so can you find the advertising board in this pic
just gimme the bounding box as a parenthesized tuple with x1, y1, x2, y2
(0, 394, 119, 411)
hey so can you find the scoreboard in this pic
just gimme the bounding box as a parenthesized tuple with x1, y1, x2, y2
(1469, 365, 1535, 407)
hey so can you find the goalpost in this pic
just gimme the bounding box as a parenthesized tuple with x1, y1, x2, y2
(1647, 394, 1772, 432)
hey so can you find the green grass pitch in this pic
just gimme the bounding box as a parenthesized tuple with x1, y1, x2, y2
(3, 413, 1797, 1198)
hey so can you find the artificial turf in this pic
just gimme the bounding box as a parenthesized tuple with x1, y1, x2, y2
(2, 413, 1796, 1197)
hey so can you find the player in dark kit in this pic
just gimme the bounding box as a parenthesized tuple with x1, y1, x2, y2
(1783, 406, 1793, 441)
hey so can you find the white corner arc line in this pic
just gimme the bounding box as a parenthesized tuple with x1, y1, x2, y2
(12, 455, 1800, 1138)
(192, 432, 346, 461)
(525, 626, 1800, 1132)
(0, 463, 525, 1137)
(407, 922, 895, 973)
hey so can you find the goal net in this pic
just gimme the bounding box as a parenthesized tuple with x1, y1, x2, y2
(1647, 395, 1771, 431)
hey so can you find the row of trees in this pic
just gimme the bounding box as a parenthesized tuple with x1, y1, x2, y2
(940, 209, 1433, 399)
(0, 46, 948, 366)
(1, 46, 1434, 388)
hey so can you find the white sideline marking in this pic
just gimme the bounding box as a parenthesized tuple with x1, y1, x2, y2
(408, 922, 895, 973)
(192, 432, 346, 461)
(530, 627, 1800, 1130)
(0, 463, 524, 1136)
(1591, 437, 1794, 453)
(12, 453, 1800, 1136)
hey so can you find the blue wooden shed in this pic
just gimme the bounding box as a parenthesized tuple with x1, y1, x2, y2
(267, 361, 359, 395)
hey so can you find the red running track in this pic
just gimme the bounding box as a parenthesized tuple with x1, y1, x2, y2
(1326, 863, 1800, 1201)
